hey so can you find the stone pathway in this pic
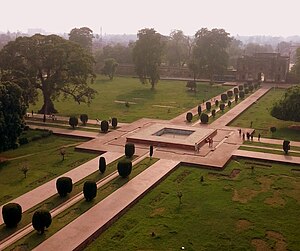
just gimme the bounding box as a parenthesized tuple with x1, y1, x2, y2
(0, 152, 123, 225)
(33, 159, 180, 251)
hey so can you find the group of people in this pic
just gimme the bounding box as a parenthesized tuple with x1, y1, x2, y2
(238, 129, 261, 141)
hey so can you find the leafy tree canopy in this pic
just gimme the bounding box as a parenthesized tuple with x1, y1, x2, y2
(271, 86, 300, 122)
(0, 81, 26, 152)
(0, 34, 96, 114)
(69, 27, 94, 52)
(132, 28, 165, 89)
(102, 58, 119, 80)
(189, 28, 231, 82)
(289, 48, 300, 83)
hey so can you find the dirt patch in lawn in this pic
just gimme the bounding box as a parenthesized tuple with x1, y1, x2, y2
(229, 169, 240, 178)
(251, 230, 287, 251)
(236, 219, 252, 232)
(264, 191, 286, 207)
(150, 207, 165, 217)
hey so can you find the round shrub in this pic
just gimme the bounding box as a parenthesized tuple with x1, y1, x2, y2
(221, 93, 228, 102)
(227, 90, 233, 98)
(100, 120, 109, 132)
(69, 116, 78, 129)
(239, 91, 245, 99)
(238, 85, 244, 91)
(2, 203, 22, 227)
(80, 114, 88, 126)
(244, 82, 249, 88)
(244, 88, 249, 94)
(215, 100, 219, 107)
(117, 159, 132, 178)
(186, 112, 193, 122)
(228, 100, 232, 108)
(200, 113, 209, 124)
(111, 117, 118, 128)
(233, 87, 239, 94)
(235, 94, 239, 103)
(205, 102, 211, 111)
(125, 143, 135, 158)
(197, 105, 202, 116)
(219, 103, 225, 112)
(211, 109, 216, 118)
(99, 156, 106, 174)
(83, 181, 97, 201)
(56, 177, 73, 197)
(249, 84, 254, 92)
(270, 126, 277, 133)
(32, 209, 52, 234)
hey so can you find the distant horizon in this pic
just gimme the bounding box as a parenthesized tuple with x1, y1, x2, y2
(1, 0, 298, 38)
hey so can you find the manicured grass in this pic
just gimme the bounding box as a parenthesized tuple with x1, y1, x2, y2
(29, 76, 230, 123)
(244, 141, 300, 152)
(229, 88, 300, 141)
(0, 135, 97, 205)
(7, 158, 158, 250)
(239, 145, 300, 157)
(85, 159, 300, 251)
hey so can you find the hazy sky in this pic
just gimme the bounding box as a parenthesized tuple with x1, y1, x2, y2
(1, 0, 298, 36)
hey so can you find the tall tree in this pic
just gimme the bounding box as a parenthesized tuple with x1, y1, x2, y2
(271, 86, 300, 122)
(166, 30, 189, 67)
(132, 28, 165, 89)
(289, 48, 300, 83)
(0, 34, 96, 114)
(69, 27, 94, 52)
(102, 58, 119, 80)
(227, 38, 243, 68)
(0, 81, 26, 152)
(191, 28, 232, 82)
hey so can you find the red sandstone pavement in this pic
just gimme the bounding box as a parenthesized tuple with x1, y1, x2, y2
(33, 159, 180, 251)
(209, 86, 272, 128)
(0, 152, 123, 225)
(233, 149, 300, 165)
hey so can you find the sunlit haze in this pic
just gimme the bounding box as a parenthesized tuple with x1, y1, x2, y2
(0, 0, 299, 36)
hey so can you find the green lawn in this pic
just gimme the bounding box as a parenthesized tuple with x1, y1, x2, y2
(229, 88, 300, 141)
(0, 135, 97, 205)
(86, 159, 300, 251)
(29, 76, 230, 123)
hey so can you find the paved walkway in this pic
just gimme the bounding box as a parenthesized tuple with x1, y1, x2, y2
(33, 159, 180, 251)
(233, 149, 300, 165)
(209, 86, 271, 128)
(0, 152, 123, 225)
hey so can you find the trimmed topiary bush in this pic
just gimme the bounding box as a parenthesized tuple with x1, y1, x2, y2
(235, 94, 239, 103)
(270, 126, 277, 133)
(239, 91, 245, 99)
(215, 100, 219, 107)
(32, 209, 52, 234)
(211, 109, 216, 118)
(219, 103, 225, 112)
(100, 120, 109, 133)
(283, 140, 290, 154)
(125, 143, 135, 158)
(244, 88, 249, 94)
(228, 100, 232, 108)
(111, 117, 118, 128)
(99, 156, 106, 174)
(186, 112, 193, 122)
(117, 159, 132, 178)
(197, 105, 202, 116)
(227, 90, 233, 98)
(69, 116, 78, 129)
(2, 203, 22, 227)
(234, 87, 239, 94)
(249, 84, 254, 92)
(238, 85, 244, 91)
(56, 177, 73, 197)
(80, 114, 88, 126)
(200, 113, 209, 124)
(83, 181, 97, 201)
(221, 93, 228, 102)
(205, 102, 211, 111)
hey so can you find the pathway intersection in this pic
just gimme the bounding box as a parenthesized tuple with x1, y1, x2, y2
(2, 82, 300, 250)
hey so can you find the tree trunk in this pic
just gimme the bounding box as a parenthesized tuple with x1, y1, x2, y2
(38, 89, 58, 114)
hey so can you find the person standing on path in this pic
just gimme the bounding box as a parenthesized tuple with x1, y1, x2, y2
(258, 133, 261, 141)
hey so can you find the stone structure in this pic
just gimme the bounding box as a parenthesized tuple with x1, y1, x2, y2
(236, 53, 289, 82)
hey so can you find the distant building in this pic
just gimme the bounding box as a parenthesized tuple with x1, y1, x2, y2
(236, 53, 289, 82)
